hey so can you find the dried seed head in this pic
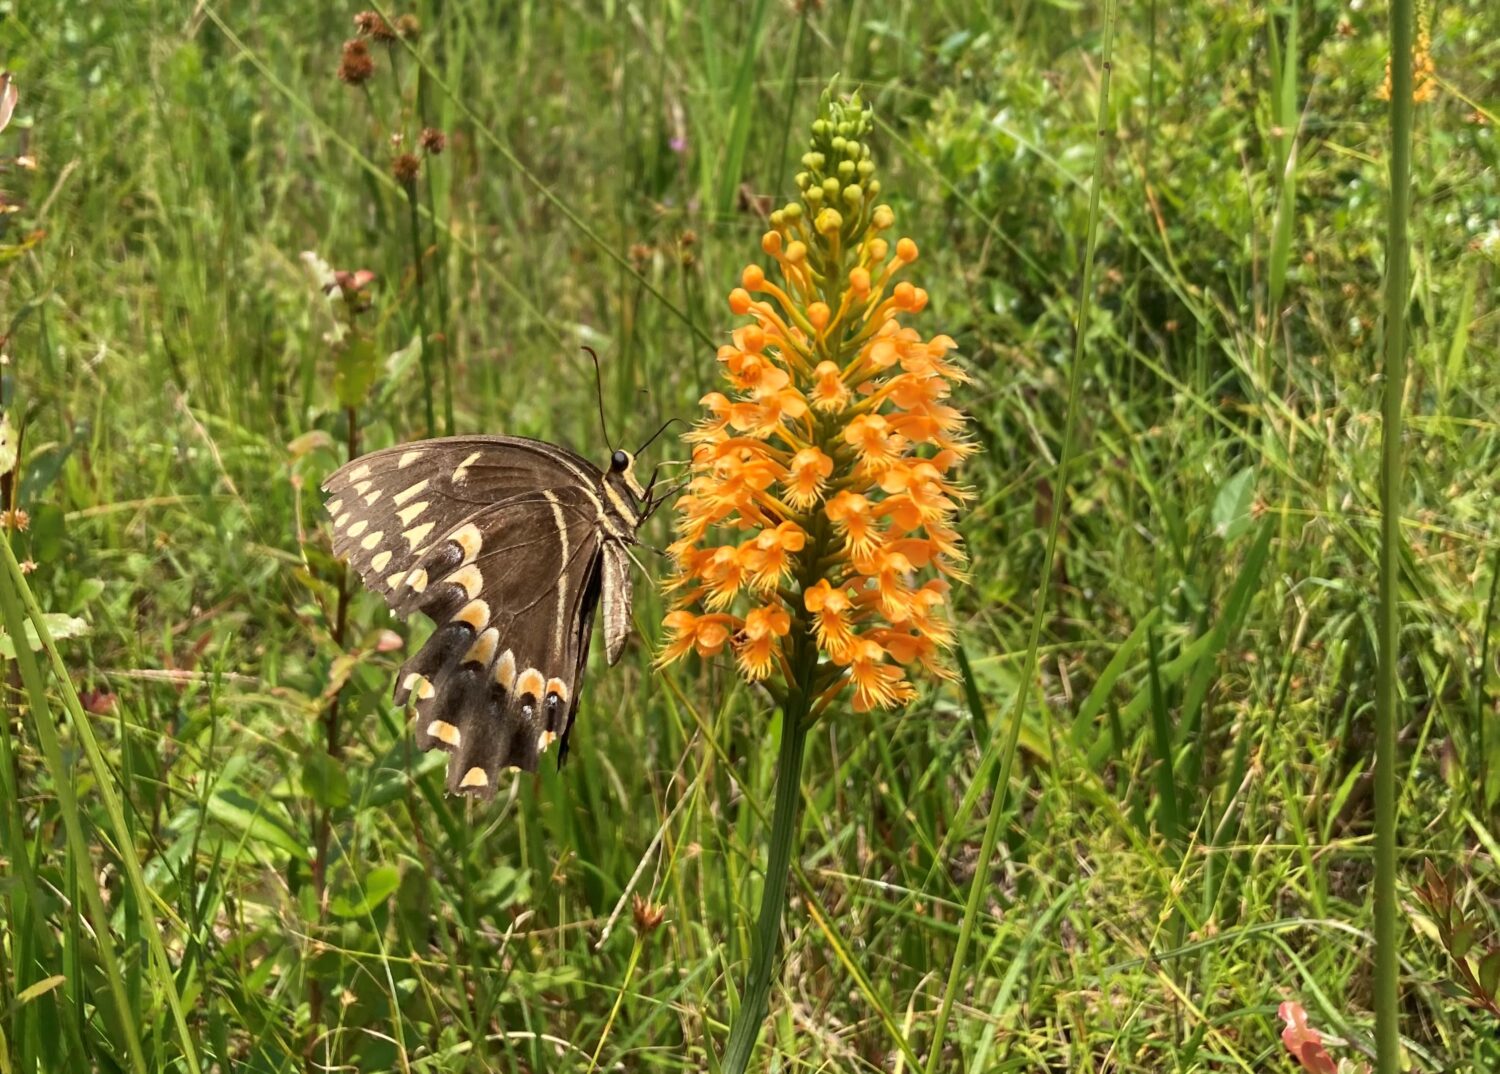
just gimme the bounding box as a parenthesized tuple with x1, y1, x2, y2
(391, 152, 422, 184)
(419, 127, 447, 155)
(632, 893, 666, 934)
(396, 13, 422, 39)
(337, 39, 374, 85)
(353, 11, 396, 41)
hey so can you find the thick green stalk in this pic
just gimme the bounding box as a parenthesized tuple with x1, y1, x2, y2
(922, 1, 1115, 1065)
(720, 688, 811, 1072)
(1376, 0, 1413, 1066)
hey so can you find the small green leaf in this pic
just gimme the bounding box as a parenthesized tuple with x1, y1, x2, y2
(301, 748, 351, 810)
(1211, 467, 1255, 542)
(331, 864, 401, 918)
(205, 789, 308, 861)
(16, 974, 66, 1005)
(0, 612, 89, 658)
(1478, 947, 1500, 1000)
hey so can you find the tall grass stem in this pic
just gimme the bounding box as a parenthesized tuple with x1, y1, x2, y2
(1375, 0, 1413, 1064)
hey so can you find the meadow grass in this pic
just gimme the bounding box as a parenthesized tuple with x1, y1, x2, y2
(2, 1, 1499, 1071)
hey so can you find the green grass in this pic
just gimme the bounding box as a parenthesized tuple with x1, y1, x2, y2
(2, 1, 1499, 1071)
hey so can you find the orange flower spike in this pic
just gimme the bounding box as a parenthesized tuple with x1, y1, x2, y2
(783, 446, 834, 509)
(804, 579, 857, 661)
(745, 521, 807, 591)
(810, 361, 852, 413)
(662, 84, 968, 718)
(659, 610, 740, 664)
(825, 489, 884, 560)
(737, 604, 791, 681)
(843, 412, 906, 474)
(842, 636, 915, 712)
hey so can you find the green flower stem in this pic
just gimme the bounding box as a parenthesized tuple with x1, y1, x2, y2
(720, 681, 812, 1072)
(1376, 0, 1413, 1064)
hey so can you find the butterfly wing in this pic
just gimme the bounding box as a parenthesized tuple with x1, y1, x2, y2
(322, 436, 631, 796)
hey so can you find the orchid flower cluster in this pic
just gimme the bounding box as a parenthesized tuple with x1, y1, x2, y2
(660, 88, 972, 714)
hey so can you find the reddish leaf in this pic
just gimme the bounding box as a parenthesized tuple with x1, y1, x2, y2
(80, 689, 118, 715)
(1278, 1001, 1338, 1074)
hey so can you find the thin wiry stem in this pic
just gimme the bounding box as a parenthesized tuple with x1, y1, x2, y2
(922, 0, 1117, 1066)
(1376, 0, 1413, 1063)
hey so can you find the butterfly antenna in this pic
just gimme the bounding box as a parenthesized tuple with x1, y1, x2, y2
(636, 416, 687, 456)
(583, 346, 614, 451)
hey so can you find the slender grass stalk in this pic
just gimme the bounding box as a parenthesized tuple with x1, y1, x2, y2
(721, 690, 811, 1072)
(310, 403, 361, 1047)
(922, 1, 1116, 1065)
(402, 179, 438, 438)
(1376, 0, 1413, 1064)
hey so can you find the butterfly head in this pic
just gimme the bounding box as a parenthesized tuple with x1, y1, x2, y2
(608, 448, 647, 500)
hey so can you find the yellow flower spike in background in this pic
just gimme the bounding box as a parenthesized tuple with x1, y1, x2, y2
(660, 81, 973, 1071)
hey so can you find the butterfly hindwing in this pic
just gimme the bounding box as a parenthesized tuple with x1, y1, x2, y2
(322, 436, 641, 797)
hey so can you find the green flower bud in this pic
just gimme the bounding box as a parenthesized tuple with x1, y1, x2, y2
(805, 186, 825, 208)
(769, 209, 785, 228)
(783, 202, 803, 221)
(796, 171, 810, 189)
(831, 136, 847, 154)
(815, 208, 843, 235)
(822, 176, 841, 198)
(811, 119, 828, 136)
(867, 179, 881, 197)
(842, 183, 863, 206)
(857, 159, 875, 178)
(837, 160, 856, 180)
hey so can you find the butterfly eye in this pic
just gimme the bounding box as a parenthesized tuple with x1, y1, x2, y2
(611, 450, 630, 472)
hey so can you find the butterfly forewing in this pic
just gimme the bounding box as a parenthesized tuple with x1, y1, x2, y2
(321, 435, 643, 797)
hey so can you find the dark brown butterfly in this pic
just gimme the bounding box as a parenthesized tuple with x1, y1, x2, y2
(322, 433, 670, 797)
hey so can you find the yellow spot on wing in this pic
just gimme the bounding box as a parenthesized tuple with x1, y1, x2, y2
(371, 550, 393, 572)
(494, 649, 517, 689)
(538, 730, 558, 753)
(464, 627, 499, 666)
(427, 720, 460, 746)
(360, 530, 384, 551)
(393, 479, 429, 506)
(452, 450, 483, 484)
(353, 480, 373, 496)
(459, 767, 488, 789)
(406, 568, 429, 593)
(404, 521, 435, 550)
(403, 672, 435, 700)
(516, 668, 545, 700)
(347, 519, 369, 538)
(397, 500, 428, 526)
(445, 564, 483, 600)
(326, 499, 343, 517)
(363, 488, 382, 506)
(451, 523, 483, 564)
(334, 512, 351, 529)
(349, 463, 371, 480)
(385, 569, 405, 588)
(545, 677, 571, 704)
(454, 599, 491, 631)
(398, 449, 423, 468)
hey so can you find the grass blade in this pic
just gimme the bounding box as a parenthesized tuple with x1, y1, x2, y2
(1376, 0, 1415, 1063)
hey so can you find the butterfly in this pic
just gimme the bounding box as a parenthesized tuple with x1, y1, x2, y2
(322, 428, 673, 798)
